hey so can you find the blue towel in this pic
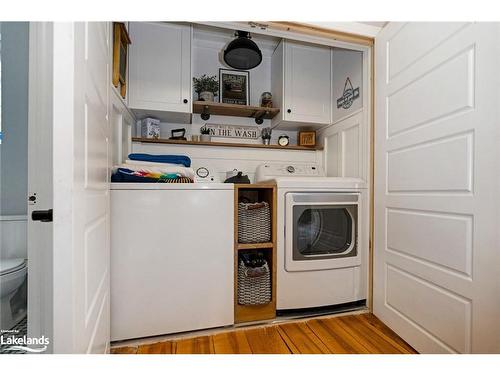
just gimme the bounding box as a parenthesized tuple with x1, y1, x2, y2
(128, 153, 191, 167)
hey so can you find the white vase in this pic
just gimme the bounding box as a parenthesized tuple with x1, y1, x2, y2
(199, 91, 214, 102)
(200, 134, 211, 142)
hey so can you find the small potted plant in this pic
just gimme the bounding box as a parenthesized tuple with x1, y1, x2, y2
(261, 127, 272, 145)
(193, 74, 219, 102)
(200, 126, 211, 142)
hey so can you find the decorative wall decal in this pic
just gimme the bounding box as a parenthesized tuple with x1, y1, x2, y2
(336, 77, 360, 109)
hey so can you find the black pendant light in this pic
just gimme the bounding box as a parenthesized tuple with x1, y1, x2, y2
(224, 31, 262, 70)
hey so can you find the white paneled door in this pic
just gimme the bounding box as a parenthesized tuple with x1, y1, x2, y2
(374, 23, 500, 353)
(51, 22, 111, 353)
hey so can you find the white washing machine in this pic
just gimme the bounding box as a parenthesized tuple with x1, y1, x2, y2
(256, 163, 368, 311)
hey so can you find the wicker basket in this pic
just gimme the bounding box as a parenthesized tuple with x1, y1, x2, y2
(237, 260, 271, 305)
(238, 202, 271, 243)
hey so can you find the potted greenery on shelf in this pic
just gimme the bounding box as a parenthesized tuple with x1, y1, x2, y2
(193, 74, 219, 102)
(200, 126, 211, 142)
(261, 127, 272, 145)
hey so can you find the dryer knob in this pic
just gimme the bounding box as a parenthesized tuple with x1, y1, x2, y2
(287, 166, 295, 174)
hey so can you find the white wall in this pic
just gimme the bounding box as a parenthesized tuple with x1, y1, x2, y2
(320, 111, 367, 180)
(192, 26, 276, 107)
(319, 48, 369, 182)
(125, 26, 370, 184)
(133, 26, 298, 145)
(0, 215, 27, 259)
(0, 22, 29, 216)
(129, 25, 314, 180)
(132, 141, 322, 183)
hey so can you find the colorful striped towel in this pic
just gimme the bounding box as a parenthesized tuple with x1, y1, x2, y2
(111, 168, 193, 183)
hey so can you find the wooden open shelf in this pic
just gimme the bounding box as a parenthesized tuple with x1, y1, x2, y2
(234, 184, 277, 324)
(193, 101, 280, 120)
(237, 242, 274, 250)
(132, 137, 323, 151)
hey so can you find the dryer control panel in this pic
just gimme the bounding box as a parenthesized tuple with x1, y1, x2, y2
(194, 166, 220, 183)
(255, 163, 324, 181)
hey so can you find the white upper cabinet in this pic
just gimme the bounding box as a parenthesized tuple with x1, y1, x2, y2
(272, 40, 332, 128)
(128, 22, 192, 123)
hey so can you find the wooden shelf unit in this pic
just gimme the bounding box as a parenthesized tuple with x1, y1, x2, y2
(132, 137, 323, 151)
(234, 184, 277, 323)
(193, 101, 280, 120)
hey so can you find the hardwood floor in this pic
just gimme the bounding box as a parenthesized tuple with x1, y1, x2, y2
(110, 313, 417, 354)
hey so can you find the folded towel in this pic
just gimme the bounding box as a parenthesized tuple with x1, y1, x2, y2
(111, 168, 193, 183)
(128, 153, 191, 167)
(111, 168, 162, 183)
(125, 159, 180, 168)
(113, 164, 195, 180)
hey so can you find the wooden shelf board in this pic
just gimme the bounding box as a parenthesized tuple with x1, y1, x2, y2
(237, 242, 274, 250)
(235, 302, 276, 324)
(193, 101, 280, 120)
(234, 183, 276, 189)
(132, 137, 323, 151)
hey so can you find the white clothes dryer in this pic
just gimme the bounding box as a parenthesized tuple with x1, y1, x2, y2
(256, 163, 369, 311)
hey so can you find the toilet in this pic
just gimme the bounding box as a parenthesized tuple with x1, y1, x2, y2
(0, 258, 27, 330)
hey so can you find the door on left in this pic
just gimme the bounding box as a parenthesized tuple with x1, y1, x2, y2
(25, 22, 112, 354)
(0, 22, 31, 354)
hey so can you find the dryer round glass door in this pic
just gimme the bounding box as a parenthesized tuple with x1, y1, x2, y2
(295, 206, 356, 260)
(294, 205, 357, 260)
(284, 192, 362, 272)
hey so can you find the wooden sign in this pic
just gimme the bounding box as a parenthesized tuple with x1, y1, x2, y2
(112, 22, 131, 99)
(204, 124, 259, 139)
(299, 131, 316, 147)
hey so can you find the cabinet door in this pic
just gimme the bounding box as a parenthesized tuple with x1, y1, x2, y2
(374, 22, 500, 353)
(283, 41, 331, 124)
(128, 22, 191, 113)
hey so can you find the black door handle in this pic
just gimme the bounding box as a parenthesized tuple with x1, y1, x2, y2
(32, 209, 53, 222)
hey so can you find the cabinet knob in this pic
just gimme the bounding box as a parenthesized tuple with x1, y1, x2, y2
(183, 99, 188, 104)
(287, 109, 291, 113)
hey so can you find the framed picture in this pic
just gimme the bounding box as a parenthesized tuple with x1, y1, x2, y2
(112, 22, 131, 99)
(219, 69, 249, 105)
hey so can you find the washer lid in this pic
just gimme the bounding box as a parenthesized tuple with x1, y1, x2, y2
(110, 183, 233, 191)
(0, 258, 27, 276)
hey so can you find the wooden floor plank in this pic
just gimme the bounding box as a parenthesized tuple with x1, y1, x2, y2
(244, 326, 291, 354)
(306, 318, 371, 353)
(352, 314, 413, 353)
(277, 322, 331, 354)
(175, 335, 214, 354)
(358, 313, 418, 353)
(212, 330, 253, 354)
(110, 346, 138, 354)
(137, 341, 174, 354)
(335, 315, 403, 354)
(111, 313, 418, 355)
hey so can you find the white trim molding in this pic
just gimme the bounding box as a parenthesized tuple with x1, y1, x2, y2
(302, 22, 385, 38)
